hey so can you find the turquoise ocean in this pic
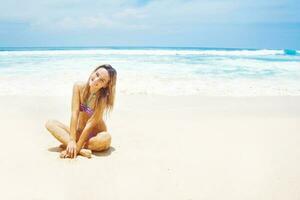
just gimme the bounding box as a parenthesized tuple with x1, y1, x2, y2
(0, 47, 299, 96)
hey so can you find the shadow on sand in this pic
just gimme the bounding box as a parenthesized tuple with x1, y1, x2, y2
(47, 146, 116, 157)
(48, 146, 63, 152)
(92, 146, 116, 157)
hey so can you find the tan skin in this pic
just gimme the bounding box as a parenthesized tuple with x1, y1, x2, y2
(45, 68, 112, 159)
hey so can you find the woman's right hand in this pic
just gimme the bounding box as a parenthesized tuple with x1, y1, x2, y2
(66, 139, 77, 158)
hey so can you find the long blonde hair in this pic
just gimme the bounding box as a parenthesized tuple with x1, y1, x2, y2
(80, 64, 117, 122)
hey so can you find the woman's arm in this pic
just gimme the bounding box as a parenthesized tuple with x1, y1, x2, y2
(69, 82, 81, 141)
(76, 120, 96, 153)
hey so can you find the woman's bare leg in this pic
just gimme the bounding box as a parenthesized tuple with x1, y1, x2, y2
(85, 131, 112, 152)
(45, 119, 92, 158)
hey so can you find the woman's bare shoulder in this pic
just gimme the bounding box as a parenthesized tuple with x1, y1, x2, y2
(74, 81, 86, 91)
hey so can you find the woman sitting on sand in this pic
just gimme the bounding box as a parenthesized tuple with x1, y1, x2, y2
(45, 64, 117, 159)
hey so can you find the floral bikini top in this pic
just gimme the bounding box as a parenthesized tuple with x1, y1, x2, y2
(79, 103, 94, 116)
(79, 93, 97, 116)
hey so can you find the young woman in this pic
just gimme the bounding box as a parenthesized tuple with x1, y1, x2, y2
(45, 64, 117, 159)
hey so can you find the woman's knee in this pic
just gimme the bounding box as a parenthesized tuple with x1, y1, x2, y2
(45, 119, 69, 133)
(102, 132, 111, 143)
(101, 132, 111, 147)
(45, 119, 57, 130)
(88, 132, 112, 151)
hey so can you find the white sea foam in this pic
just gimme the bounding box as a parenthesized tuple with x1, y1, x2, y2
(0, 48, 299, 96)
(1, 72, 299, 96)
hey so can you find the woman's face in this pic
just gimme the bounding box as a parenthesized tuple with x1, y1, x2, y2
(89, 68, 110, 91)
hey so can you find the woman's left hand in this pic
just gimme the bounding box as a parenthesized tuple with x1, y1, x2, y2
(60, 148, 77, 159)
(66, 140, 77, 158)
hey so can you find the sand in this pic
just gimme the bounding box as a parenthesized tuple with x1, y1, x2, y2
(1, 94, 300, 200)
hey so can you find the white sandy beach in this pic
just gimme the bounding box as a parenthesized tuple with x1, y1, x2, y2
(1, 94, 300, 200)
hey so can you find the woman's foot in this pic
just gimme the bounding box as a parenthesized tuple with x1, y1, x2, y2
(59, 149, 92, 159)
(80, 149, 92, 158)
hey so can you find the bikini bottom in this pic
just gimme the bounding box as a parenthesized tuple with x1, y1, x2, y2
(76, 131, 98, 147)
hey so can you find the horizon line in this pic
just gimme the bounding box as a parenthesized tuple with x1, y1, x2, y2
(0, 45, 297, 51)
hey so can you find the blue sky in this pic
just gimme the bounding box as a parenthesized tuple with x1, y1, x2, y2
(0, 0, 299, 49)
